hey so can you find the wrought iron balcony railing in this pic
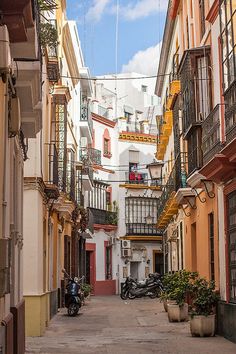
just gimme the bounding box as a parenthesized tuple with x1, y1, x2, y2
(157, 153, 188, 219)
(48, 143, 59, 185)
(88, 207, 118, 226)
(126, 223, 162, 236)
(80, 147, 101, 166)
(80, 95, 93, 133)
(179, 47, 211, 137)
(224, 80, 236, 144)
(44, 143, 59, 199)
(66, 159, 76, 202)
(202, 105, 221, 165)
(125, 172, 148, 185)
(188, 145, 203, 176)
(46, 20, 60, 83)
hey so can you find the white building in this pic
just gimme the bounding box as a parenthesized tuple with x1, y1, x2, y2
(85, 73, 162, 294)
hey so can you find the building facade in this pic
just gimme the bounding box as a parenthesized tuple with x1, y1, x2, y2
(0, 0, 42, 352)
(155, 0, 236, 344)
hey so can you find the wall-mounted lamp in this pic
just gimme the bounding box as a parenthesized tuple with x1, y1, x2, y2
(184, 196, 196, 209)
(146, 214, 153, 225)
(146, 160, 164, 180)
(180, 205, 191, 217)
(201, 180, 215, 199)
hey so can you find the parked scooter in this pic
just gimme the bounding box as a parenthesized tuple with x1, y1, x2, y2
(120, 273, 163, 300)
(63, 270, 84, 316)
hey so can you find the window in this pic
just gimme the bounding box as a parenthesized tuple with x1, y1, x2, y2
(103, 129, 111, 157)
(105, 246, 112, 280)
(141, 85, 147, 92)
(124, 111, 132, 122)
(208, 213, 215, 281)
(227, 191, 236, 301)
(199, 0, 206, 39)
(220, 0, 236, 91)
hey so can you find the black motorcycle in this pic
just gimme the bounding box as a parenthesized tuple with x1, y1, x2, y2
(120, 273, 163, 300)
(63, 270, 84, 316)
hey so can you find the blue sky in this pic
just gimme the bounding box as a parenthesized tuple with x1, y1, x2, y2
(66, 0, 168, 76)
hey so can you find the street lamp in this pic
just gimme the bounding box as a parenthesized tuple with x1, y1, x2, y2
(147, 160, 164, 181)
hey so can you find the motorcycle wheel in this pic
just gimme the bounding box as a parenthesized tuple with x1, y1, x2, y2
(149, 289, 161, 299)
(120, 291, 128, 300)
(67, 303, 79, 316)
(128, 292, 136, 299)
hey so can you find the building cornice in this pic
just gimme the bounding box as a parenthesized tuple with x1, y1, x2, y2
(119, 131, 157, 145)
(92, 113, 116, 128)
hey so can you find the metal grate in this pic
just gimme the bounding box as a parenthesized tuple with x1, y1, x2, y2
(125, 197, 162, 236)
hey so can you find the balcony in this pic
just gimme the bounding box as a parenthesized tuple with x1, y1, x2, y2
(44, 143, 60, 200)
(125, 172, 148, 185)
(80, 147, 101, 166)
(188, 145, 203, 176)
(46, 20, 60, 83)
(202, 105, 222, 165)
(157, 153, 188, 228)
(179, 47, 211, 138)
(88, 207, 118, 230)
(126, 223, 162, 236)
(82, 167, 93, 192)
(80, 95, 93, 141)
(224, 80, 236, 145)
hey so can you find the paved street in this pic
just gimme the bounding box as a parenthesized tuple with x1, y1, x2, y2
(26, 296, 236, 354)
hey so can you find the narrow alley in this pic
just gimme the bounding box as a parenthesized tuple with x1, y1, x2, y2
(26, 296, 236, 354)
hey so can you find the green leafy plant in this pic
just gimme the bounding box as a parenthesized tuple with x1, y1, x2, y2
(189, 278, 219, 317)
(39, 23, 58, 49)
(106, 201, 119, 226)
(161, 270, 198, 306)
(81, 283, 92, 297)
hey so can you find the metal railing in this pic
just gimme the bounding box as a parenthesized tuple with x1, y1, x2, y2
(46, 143, 59, 185)
(188, 146, 203, 176)
(157, 153, 188, 220)
(224, 80, 236, 144)
(80, 95, 93, 134)
(202, 104, 221, 164)
(126, 223, 162, 236)
(88, 207, 118, 226)
(125, 172, 148, 185)
(80, 147, 101, 165)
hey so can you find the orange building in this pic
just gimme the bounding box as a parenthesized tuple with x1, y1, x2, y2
(155, 0, 236, 342)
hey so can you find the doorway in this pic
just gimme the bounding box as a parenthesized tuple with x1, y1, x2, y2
(153, 251, 164, 275)
(130, 262, 139, 280)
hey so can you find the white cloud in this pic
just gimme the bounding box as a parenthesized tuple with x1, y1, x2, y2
(122, 42, 162, 76)
(86, 0, 111, 22)
(119, 0, 168, 21)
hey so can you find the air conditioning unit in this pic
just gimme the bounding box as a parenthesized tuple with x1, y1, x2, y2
(121, 240, 131, 249)
(80, 137, 88, 148)
(121, 248, 131, 258)
(0, 26, 11, 71)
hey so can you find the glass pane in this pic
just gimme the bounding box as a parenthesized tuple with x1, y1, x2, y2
(227, 21, 233, 53)
(220, 1, 226, 30)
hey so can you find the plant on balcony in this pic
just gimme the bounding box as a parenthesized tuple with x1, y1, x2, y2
(39, 23, 58, 52)
(79, 207, 88, 232)
(106, 201, 119, 226)
(188, 277, 219, 337)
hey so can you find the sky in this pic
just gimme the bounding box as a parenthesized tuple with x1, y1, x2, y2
(66, 0, 168, 77)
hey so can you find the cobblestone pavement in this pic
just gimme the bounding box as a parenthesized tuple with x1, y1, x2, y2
(26, 296, 236, 354)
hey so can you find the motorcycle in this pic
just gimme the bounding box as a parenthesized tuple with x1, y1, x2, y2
(63, 270, 84, 316)
(120, 273, 164, 300)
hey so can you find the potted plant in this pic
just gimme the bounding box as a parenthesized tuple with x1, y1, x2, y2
(189, 277, 219, 337)
(166, 270, 194, 322)
(81, 283, 92, 299)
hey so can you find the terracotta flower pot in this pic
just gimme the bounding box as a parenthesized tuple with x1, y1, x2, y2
(167, 302, 189, 322)
(190, 314, 215, 337)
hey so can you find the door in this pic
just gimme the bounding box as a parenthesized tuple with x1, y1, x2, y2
(153, 251, 164, 275)
(130, 262, 139, 280)
(86, 251, 91, 284)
